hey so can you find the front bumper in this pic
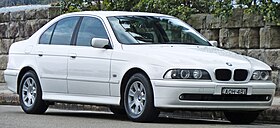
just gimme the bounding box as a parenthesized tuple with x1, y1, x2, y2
(152, 80, 276, 111)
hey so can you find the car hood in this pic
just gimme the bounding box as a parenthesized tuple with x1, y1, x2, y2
(121, 45, 265, 70)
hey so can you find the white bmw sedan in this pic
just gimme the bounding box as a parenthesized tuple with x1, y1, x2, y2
(4, 11, 275, 124)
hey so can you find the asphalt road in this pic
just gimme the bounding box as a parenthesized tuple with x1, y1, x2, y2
(0, 105, 279, 128)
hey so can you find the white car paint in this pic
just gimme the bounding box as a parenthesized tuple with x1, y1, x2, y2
(4, 11, 276, 111)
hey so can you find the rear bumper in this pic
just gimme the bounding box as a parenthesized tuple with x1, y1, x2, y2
(152, 80, 275, 111)
(4, 69, 19, 93)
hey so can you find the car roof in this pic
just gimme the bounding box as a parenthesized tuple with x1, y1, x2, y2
(63, 11, 172, 18)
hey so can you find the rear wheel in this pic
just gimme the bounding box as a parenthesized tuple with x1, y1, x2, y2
(224, 111, 260, 124)
(124, 73, 159, 122)
(19, 71, 48, 114)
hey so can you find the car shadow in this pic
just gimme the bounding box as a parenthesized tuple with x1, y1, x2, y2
(44, 110, 232, 125)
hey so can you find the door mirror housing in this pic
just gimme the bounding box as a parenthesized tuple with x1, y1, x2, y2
(91, 38, 111, 49)
(209, 41, 218, 47)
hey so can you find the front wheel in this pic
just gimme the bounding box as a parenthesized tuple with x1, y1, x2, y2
(224, 111, 260, 124)
(124, 73, 159, 122)
(19, 71, 49, 114)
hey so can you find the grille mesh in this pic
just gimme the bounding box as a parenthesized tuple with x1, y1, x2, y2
(215, 69, 232, 81)
(234, 69, 248, 81)
(215, 69, 248, 81)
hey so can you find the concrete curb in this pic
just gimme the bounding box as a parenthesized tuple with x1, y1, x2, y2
(0, 93, 19, 105)
(1, 84, 280, 124)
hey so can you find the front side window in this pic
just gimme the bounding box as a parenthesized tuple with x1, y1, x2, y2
(39, 24, 55, 44)
(76, 17, 108, 46)
(107, 16, 210, 46)
(51, 17, 80, 45)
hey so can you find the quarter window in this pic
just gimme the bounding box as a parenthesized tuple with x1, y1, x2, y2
(51, 17, 79, 45)
(76, 17, 108, 46)
(39, 24, 55, 44)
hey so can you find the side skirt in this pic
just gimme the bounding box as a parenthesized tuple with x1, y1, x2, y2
(42, 92, 120, 106)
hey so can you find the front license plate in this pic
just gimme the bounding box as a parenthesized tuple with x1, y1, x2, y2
(221, 88, 247, 95)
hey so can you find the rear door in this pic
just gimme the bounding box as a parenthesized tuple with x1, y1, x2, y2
(35, 16, 80, 93)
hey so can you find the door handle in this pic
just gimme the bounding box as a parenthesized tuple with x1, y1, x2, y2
(38, 51, 43, 57)
(69, 53, 77, 59)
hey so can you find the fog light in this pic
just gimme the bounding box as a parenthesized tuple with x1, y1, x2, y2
(179, 95, 184, 100)
(265, 96, 270, 101)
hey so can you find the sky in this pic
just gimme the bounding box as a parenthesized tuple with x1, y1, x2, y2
(0, 5, 50, 13)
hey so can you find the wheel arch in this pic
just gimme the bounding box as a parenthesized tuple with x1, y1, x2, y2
(119, 67, 153, 107)
(17, 66, 37, 94)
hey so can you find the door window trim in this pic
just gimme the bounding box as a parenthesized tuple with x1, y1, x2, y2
(72, 15, 114, 49)
(38, 15, 114, 49)
(38, 16, 82, 46)
(39, 23, 57, 45)
(70, 17, 83, 46)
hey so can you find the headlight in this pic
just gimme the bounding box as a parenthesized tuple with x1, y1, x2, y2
(193, 70, 202, 79)
(251, 70, 270, 80)
(180, 70, 190, 79)
(164, 69, 211, 80)
(252, 71, 261, 80)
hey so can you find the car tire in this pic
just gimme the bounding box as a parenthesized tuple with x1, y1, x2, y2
(19, 71, 49, 114)
(124, 73, 159, 122)
(109, 106, 126, 115)
(224, 111, 260, 124)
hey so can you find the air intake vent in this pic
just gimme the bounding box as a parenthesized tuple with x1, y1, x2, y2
(179, 94, 271, 101)
(215, 69, 232, 81)
(234, 69, 248, 81)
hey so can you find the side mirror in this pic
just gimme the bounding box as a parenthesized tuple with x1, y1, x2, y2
(91, 38, 110, 49)
(209, 41, 218, 47)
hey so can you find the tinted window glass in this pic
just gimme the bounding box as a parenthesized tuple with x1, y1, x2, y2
(39, 24, 55, 44)
(76, 17, 108, 46)
(51, 17, 79, 45)
(108, 16, 210, 46)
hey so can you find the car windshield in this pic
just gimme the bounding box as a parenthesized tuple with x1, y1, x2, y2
(107, 16, 210, 46)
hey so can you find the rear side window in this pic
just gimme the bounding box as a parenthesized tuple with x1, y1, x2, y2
(76, 17, 108, 46)
(51, 17, 79, 45)
(39, 24, 55, 44)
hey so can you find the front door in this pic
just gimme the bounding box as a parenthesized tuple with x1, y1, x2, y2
(67, 16, 112, 96)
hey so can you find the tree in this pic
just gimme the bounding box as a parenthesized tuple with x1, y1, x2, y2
(135, 0, 194, 21)
(237, 0, 280, 24)
(103, 0, 217, 21)
(211, 0, 234, 19)
(59, 0, 102, 13)
(58, 0, 280, 24)
(103, 0, 140, 11)
(200, 0, 280, 24)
